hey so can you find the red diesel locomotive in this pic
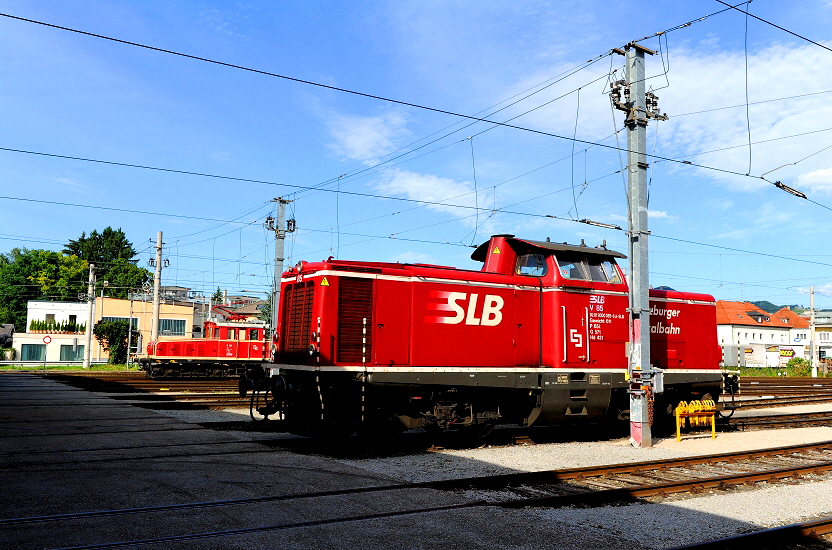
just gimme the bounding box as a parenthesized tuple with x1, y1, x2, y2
(247, 234, 725, 434)
(141, 320, 268, 377)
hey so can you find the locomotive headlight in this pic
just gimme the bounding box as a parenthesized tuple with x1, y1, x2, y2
(308, 343, 318, 356)
(310, 331, 318, 341)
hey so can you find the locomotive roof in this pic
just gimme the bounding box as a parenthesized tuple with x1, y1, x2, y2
(471, 236, 626, 262)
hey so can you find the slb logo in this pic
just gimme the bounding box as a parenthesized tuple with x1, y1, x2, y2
(442, 292, 504, 326)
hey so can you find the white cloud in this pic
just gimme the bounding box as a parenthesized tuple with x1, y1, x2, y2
(647, 210, 676, 219)
(498, 42, 832, 195)
(51, 177, 89, 192)
(326, 112, 409, 162)
(796, 284, 832, 296)
(795, 168, 832, 194)
(375, 168, 476, 216)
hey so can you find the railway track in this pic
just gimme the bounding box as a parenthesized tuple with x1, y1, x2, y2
(4, 440, 832, 548)
(27, 371, 832, 432)
(33, 371, 247, 410)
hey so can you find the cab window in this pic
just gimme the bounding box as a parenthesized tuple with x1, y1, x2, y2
(600, 259, 622, 283)
(249, 329, 259, 340)
(516, 253, 548, 277)
(555, 252, 589, 280)
(227, 328, 237, 340)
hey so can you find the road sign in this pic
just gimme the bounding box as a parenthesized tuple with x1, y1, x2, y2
(42, 336, 52, 344)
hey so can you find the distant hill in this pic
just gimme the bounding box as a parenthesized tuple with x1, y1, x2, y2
(751, 301, 805, 314)
(750, 301, 780, 313)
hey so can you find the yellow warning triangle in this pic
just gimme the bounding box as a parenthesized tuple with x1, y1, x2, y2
(492, 246, 501, 254)
(320, 276, 330, 286)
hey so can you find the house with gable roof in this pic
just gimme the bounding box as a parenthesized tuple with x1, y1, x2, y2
(716, 301, 808, 367)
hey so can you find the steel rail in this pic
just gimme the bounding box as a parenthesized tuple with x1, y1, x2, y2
(670, 516, 832, 549)
(49, 459, 832, 549)
(7, 440, 832, 527)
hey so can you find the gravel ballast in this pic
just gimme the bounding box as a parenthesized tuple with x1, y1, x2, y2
(528, 478, 832, 549)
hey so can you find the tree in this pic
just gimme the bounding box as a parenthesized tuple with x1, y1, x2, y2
(105, 258, 152, 299)
(64, 227, 136, 265)
(212, 287, 223, 305)
(93, 320, 131, 364)
(258, 294, 272, 323)
(63, 227, 152, 298)
(0, 248, 88, 331)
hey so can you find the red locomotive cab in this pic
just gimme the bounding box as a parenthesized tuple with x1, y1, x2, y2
(471, 235, 630, 370)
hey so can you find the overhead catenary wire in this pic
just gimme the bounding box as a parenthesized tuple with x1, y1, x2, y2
(6, 2, 832, 304)
(292, 59, 613, 201)
(0, 5, 755, 177)
(569, 88, 581, 219)
(716, 1, 832, 55)
(467, 137, 479, 246)
(743, 0, 753, 175)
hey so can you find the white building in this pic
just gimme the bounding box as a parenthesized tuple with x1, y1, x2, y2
(716, 301, 809, 368)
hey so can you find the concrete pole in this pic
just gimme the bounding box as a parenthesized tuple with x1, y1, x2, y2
(626, 44, 653, 447)
(150, 232, 163, 342)
(126, 296, 134, 370)
(82, 264, 96, 368)
(268, 198, 292, 339)
(811, 286, 817, 377)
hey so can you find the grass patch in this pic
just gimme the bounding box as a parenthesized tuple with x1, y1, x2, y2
(738, 365, 832, 378)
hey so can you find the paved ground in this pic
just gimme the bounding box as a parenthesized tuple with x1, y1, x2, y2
(2, 372, 830, 549)
(0, 373, 644, 550)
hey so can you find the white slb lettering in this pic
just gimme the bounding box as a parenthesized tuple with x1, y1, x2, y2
(444, 292, 467, 324)
(481, 295, 504, 326)
(441, 292, 504, 326)
(465, 294, 481, 325)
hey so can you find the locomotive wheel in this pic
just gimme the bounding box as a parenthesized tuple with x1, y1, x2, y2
(249, 388, 275, 421)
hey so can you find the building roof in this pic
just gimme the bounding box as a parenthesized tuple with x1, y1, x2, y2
(716, 300, 809, 329)
(231, 300, 267, 315)
(771, 307, 810, 329)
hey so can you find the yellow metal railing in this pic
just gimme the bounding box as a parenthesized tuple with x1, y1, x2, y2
(675, 400, 717, 442)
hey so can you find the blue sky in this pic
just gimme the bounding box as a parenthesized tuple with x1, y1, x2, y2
(3, 1, 832, 307)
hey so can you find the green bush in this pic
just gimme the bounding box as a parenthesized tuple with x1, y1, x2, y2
(93, 320, 131, 364)
(786, 357, 813, 377)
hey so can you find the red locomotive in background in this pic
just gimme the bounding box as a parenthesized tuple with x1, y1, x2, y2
(246, 234, 725, 435)
(141, 320, 268, 377)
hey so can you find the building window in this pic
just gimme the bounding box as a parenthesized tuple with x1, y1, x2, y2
(60, 345, 84, 361)
(45, 314, 55, 323)
(21, 344, 46, 361)
(102, 317, 138, 329)
(69, 315, 77, 324)
(159, 319, 186, 336)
